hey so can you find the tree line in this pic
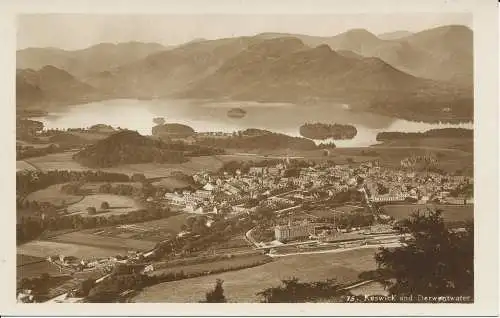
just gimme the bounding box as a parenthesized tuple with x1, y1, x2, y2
(207, 209, 474, 303)
(376, 128, 473, 141)
(17, 203, 176, 244)
(17, 170, 130, 198)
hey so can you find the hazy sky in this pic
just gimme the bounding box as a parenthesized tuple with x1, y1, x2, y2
(17, 13, 472, 50)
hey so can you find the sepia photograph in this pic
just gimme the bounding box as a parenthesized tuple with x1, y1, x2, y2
(1, 0, 498, 316)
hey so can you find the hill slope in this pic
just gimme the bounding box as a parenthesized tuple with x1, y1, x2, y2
(256, 25, 472, 85)
(84, 37, 263, 98)
(329, 25, 473, 86)
(377, 30, 413, 40)
(73, 130, 186, 168)
(179, 37, 472, 121)
(17, 42, 167, 78)
(16, 66, 97, 108)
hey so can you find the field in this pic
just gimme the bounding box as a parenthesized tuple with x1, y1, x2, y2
(24, 183, 84, 207)
(16, 160, 38, 172)
(382, 204, 474, 222)
(335, 205, 365, 213)
(80, 213, 193, 242)
(79, 181, 143, 193)
(20, 152, 224, 178)
(332, 146, 473, 175)
(206, 236, 252, 253)
(17, 254, 46, 266)
(17, 258, 68, 279)
(102, 156, 224, 178)
(220, 145, 472, 176)
(132, 247, 378, 302)
(66, 194, 143, 217)
(150, 254, 271, 277)
(47, 231, 156, 251)
(17, 240, 124, 259)
(220, 150, 377, 165)
(132, 213, 192, 234)
(376, 137, 473, 154)
(66, 131, 111, 141)
(151, 177, 192, 190)
(23, 151, 89, 171)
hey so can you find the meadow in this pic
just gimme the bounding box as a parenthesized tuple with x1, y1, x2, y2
(149, 254, 272, 277)
(17, 258, 68, 279)
(17, 240, 124, 259)
(66, 194, 143, 217)
(76, 213, 193, 242)
(48, 231, 156, 251)
(17, 254, 46, 266)
(24, 183, 84, 207)
(151, 177, 192, 190)
(101, 156, 224, 178)
(16, 160, 38, 172)
(381, 204, 474, 222)
(20, 152, 224, 178)
(23, 152, 88, 171)
(132, 247, 378, 303)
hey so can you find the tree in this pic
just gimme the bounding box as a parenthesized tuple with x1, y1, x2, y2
(186, 216, 197, 230)
(205, 279, 227, 303)
(192, 217, 208, 235)
(101, 201, 110, 210)
(99, 183, 112, 193)
(131, 173, 147, 183)
(87, 206, 97, 215)
(153, 117, 166, 126)
(375, 209, 473, 298)
(257, 277, 345, 302)
(77, 278, 96, 297)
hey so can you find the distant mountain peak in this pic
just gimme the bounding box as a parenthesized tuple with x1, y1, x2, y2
(246, 37, 306, 55)
(378, 30, 413, 40)
(340, 28, 378, 39)
(38, 65, 74, 80)
(308, 44, 338, 58)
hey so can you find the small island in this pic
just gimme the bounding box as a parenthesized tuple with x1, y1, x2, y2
(299, 123, 357, 140)
(227, 108, 247, 119)
(152, 123, 196, 139)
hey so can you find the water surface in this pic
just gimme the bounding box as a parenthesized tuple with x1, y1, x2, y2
(35, 99, 473, 147)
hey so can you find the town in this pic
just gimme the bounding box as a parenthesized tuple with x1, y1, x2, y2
(17, 154, 473, 303)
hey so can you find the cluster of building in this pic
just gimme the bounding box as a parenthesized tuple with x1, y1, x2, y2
(161, 158, 473, 217)
(364, 166, 473, 204)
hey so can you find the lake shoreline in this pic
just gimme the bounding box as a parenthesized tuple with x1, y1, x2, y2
(24, 98, 474, 148)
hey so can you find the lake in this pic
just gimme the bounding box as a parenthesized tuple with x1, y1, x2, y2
(34, 99, 473, 148)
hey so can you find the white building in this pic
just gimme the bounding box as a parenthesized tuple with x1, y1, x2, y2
(274, 221, 315, 242)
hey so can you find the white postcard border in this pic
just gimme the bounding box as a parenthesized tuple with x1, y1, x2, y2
(0, 0, 498, 316)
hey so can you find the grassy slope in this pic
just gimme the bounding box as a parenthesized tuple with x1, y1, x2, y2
(132, 247, 378, 303)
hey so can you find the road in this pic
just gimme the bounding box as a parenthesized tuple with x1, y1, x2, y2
(245, 227, 258, 247)
(268, 189, 299, 199)
(268, 241, 403, 258)
(273, 205, 301, 215)
(230, 153, 305, 159)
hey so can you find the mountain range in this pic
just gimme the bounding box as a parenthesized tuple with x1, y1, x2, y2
(16, 66, 97, 108)
(16, 25, 473, 122)
(17, 42, 167, 78)
(250, 25, 472, 85)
